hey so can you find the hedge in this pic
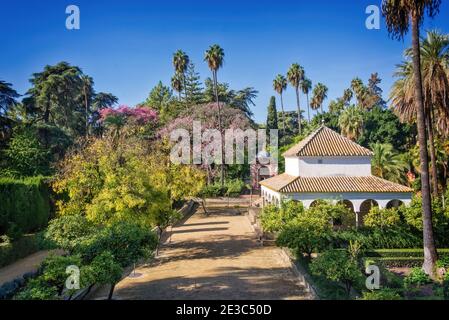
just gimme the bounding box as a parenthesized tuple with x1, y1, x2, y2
(365, 249, 449, 258)
(364, 249, 449, 268)
(0, 233, 55, 268)
(0, 176, 51, 236)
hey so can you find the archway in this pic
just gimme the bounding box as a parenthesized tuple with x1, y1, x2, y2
(336, 200, 355, 228)
(359, 199, 379, 226)
(309, 200, 321, 208)
(386, 199, 404, 209)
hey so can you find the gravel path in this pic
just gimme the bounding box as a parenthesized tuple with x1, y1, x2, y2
(92, 208, 311, 300)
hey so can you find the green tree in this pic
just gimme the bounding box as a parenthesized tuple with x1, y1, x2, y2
(287, 63, 305, 134)
(273, 74, 288, 133)
(266, 96, 278, 131)
(184, 62, 204, 106)
(301, 78, 312, 122)
(2, 127, 50, 177)
(382, 0, 441, 275)
(370, 143, 408, 183)
(0, 80, 20, 115)
(310, 249, 363, 296)
(172, 50, 190, 102)
(204, 44, 225, 186)
(338, 106, 364, 141)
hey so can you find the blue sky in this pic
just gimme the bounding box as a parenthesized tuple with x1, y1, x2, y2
(1, 0, 449, 123)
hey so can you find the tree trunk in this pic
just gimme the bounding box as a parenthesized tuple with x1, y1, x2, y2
(426, 110, 439, 196)
(306, 93, 311, 122)
(295, 87, 301, 135)
(411, 14, 438, 276)
(280, 93, 286, 134)
(84, 85, 89, 137)
(213, 70, 225, 187)
(108, 284, 115, 300)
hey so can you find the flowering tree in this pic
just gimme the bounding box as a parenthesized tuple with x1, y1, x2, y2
(99, 105, 158, 141)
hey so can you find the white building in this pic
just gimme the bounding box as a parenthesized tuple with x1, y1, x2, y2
(260, 125, 413, 227)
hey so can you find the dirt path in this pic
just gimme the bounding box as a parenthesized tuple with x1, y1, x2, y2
(92, 208, 311, 300)
(0, 249, 64, 286)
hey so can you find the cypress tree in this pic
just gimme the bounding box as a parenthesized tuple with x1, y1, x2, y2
(266, 96, 278, 130)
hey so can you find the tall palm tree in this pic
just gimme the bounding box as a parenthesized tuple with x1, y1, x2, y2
(342, 88, 353, 106)
(314, 83, 328, 114)
(171, 74, 183, 100)
(273, 74, 287, 133)
(204, 44, 225, 186)
(382, 0, 441, 275)
(80, 75, 94, 136)
(391, 31, 449, 197)
(371, 142, 409, 184)
(287, 63, 305, 134)
(173, 50, 190, 103)
(338, 106, 364, 141)
(301, 78, 312, 122)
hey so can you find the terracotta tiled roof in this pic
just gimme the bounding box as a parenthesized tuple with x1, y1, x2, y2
(260, 175, 413, 193)
(283, 126, 373, 157)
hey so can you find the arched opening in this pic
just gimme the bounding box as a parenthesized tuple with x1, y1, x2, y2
(336, 200, 355, 228)
(309, 200, 321, 208)
(359, 199, 379, 225)
(386, 199, 404, 209)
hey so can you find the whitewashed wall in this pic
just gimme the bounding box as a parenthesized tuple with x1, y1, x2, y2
(285, 156, 372, 177)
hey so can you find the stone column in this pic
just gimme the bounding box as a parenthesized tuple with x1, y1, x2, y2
(355, 212, 360, 229)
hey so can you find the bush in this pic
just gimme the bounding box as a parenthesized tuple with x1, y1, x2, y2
(200, 179, 246, 198)
(0, 176, 51, 236)
(0, 232, 54, 268)
(310, 249, 363, 296)
(261, 201, 304, 233)
(361, 288, 402, 300)
(45, 214, 95, 253)
(225, 179, 246, 197)
(14, 278, 58, 300)
(364, 207, 401, 229)
(1, 126, 51, 178)
(76, 222, 158, 267)
(404, 268, 432, 288)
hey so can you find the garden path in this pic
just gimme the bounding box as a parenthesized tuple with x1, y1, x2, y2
(91, 207, 312, 300)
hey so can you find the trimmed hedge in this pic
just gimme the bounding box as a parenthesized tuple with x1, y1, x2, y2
(0, 176, 51, 236)
(364, 249, 449, 268)
(366, 249, 449, 258)
(0, 233, 55, 268)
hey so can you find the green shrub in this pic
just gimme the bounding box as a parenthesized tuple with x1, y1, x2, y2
(364, 207, 401, 229)
(45, 214, 95, 253)
(310, 249, 363, 296)
(0, 176, 51, 235)
(225, 179, 246, 197)
(76, 222, 158, 267)
(14, 278, 59, 300)
(361, 288, 402, 300)
(0, 233, 54, 268)
(404, 268, 432, 288)
(261, 201, 304, 233)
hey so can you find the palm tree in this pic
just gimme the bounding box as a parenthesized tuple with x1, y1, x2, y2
(301, 78, 312, 122)
(204, 44, 225, 186)
(371, 143, 409, 184)
(382, 0, 441, 275)
(314, 83, 328, 114)
(273, 74, 287, 133)
(172, 50, 190, 102)
(391, 31, 449, 196)
(171, 74, 183, 100)
(338, 106, 364, 141)
(80, 75, 94, 136)
(287, 63, 305, 134)
(342, 88, 353, 106)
